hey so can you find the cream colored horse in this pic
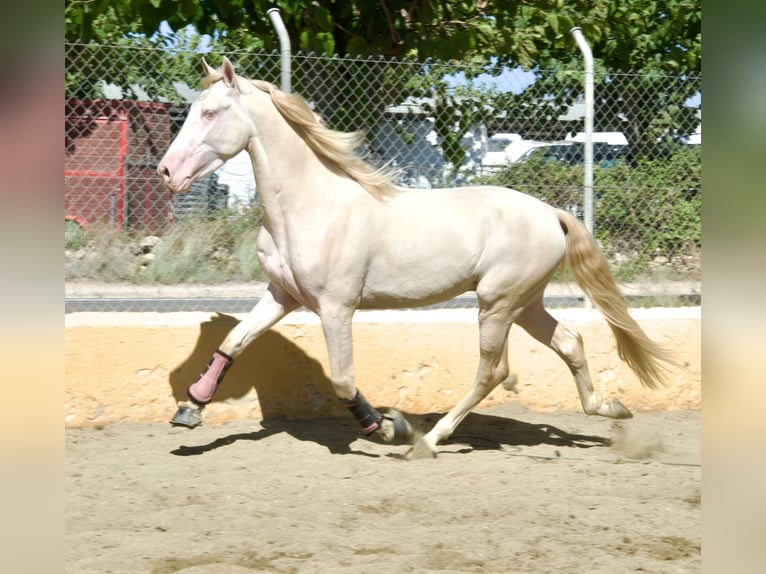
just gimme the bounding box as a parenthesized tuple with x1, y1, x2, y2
(158, 57, 676, 458)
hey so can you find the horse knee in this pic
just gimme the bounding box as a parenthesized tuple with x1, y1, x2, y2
(219, 327, 250, 357)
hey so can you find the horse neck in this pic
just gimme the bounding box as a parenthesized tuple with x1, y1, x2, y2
(243, 97, 328, 212)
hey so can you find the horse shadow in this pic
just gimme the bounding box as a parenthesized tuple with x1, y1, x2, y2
(168, 313, 364, 456)
(169, 313, 610, 458)
(169, 416, 380, 457)
(407, 411, 611, 453)
(169, 313, 358, 418)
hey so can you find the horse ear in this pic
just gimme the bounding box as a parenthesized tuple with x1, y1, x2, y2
(222, 56, 239, 91)
(201, 57, 216, 77)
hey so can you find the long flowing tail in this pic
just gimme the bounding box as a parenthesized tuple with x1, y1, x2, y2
(555, 209, 679, 389)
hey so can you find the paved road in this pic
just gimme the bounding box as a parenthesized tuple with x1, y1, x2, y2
(63, 293, 505, 313)
(64, 293, 507, 313)
(65, 281, 700, 313)
(64, 290, 700, 313)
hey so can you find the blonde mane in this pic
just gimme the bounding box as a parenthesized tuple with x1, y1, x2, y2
(202, 70, 399, 202)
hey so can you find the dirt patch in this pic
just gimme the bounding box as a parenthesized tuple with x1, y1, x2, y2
(66, 404, 700, 574)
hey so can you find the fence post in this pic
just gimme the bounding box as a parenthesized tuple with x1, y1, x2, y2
(570, 27, 594, 235)
(266, 8, 292, 93)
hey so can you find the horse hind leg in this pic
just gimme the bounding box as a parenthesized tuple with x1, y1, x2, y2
(516, 299, 633, 419)
(409, 306, 514, 459)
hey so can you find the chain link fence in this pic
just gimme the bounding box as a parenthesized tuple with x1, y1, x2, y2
(65, 43, 701, 312)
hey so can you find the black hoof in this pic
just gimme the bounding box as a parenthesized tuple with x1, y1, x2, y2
(170, 401, 203, 428)
(382, 409, 415, 444)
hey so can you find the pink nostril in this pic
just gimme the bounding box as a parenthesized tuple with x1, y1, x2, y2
(158, 164, 170, 181)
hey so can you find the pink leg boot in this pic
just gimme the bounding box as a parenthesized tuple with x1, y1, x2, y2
(187, 350, 233, 406)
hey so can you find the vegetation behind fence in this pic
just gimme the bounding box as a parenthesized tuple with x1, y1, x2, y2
(65, 43, 701, 289)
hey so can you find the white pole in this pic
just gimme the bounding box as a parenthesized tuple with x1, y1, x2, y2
(570, 27, 594, 235)
(267, 8, 291, 93)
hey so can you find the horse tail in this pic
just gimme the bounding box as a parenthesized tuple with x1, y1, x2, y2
(555, 209, 679, 389)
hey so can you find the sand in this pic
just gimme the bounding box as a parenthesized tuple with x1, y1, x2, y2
(66, 403, 700, 573)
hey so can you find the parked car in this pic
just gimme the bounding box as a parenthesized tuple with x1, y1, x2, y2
(171, 173, 229, 220)
(565, 131, 628, 146)
(481, 133, 548, 169)
(481, 133, 521, 167)
(516, 141, 629, 168)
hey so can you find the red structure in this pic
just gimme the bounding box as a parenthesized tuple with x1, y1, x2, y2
(65, 99, 174, 233)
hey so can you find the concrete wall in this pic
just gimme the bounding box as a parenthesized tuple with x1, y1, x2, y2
(65, 307, 700, 428)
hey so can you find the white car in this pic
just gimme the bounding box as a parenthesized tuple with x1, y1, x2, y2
(481, 133, 548, 168)
(565, 131, 629, 146)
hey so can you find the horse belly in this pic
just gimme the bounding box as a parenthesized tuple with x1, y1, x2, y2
(359, 277, 475, 309)
(359, 234, 479, 309)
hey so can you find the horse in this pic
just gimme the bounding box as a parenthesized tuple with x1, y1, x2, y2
(157, 56, 677, 458)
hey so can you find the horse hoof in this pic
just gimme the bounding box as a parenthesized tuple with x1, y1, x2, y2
(604, 398, 634, 419)
(406, 438, 437, 460)
(380, 409, 415, 444)
(170, 401, 204, 428)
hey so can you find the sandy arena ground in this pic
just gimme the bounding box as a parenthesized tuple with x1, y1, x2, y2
(66, 403, 700, 573)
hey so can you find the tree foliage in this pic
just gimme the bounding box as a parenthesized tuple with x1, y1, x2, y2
(65, 1, 701, 168)
(66, 1, 700, 74)
(481, 144, 701, 277)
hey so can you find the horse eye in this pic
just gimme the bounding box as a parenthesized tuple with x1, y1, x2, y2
(202, 109, 217, 119)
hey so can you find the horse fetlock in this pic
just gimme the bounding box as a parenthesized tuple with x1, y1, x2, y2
(341, 390, 383, 436)
(581, 392, 604, 416)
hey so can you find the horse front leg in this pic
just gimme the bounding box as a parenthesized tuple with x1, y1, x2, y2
(170, 283, 299, 427)
(319, 305, 414, 442)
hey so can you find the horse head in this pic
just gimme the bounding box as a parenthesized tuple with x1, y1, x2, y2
(157, 57, 253, 194)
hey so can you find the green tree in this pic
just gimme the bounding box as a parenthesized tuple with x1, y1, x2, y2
(66, 1, 701, 165)
(551, 1, 701, 158)
(66, 1, 700, 73)
(66, 1, 545, 64)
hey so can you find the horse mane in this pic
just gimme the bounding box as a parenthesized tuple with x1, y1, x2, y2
(202, 69, 399, 202)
